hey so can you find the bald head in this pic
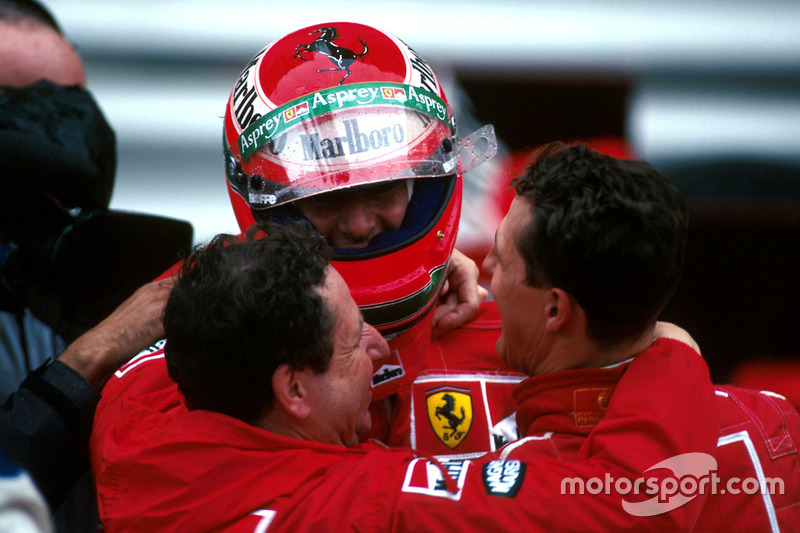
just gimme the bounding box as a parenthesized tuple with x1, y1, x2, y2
(0, 15, 85, 87)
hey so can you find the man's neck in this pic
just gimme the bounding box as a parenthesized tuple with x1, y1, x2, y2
(533, 327, 654, 376)
(590, 330, 654, 369)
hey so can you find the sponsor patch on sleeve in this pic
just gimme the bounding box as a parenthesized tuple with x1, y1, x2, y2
(482, 460, 526, 498)
(114, 339, 167, 378)
(401, 458, 470, 501)
(371, 350, 405, 387)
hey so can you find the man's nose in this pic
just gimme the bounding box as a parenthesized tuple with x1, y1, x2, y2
(481, 247, 497, 277)
(338, 201, 377, 241)
(363, 323, 390, 363)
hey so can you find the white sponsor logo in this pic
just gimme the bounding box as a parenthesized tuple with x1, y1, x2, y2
(402, 459, 470, 501)
(483, 460, 525, 497)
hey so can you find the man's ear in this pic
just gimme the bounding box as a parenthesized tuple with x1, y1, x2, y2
(544, 288, 573, 332)
(271, 364, 312, 420)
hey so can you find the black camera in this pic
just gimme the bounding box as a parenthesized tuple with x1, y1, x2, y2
(1, 81, 193, 335)
(0, 200, 192, 330)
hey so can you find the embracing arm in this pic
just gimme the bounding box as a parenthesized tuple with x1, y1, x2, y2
(58, 279, 171, 390)
(0, 279, 170, 510)
(654, 321, 701, 355)
(432, 249, 488, 339)
(392, 339, 718, 531)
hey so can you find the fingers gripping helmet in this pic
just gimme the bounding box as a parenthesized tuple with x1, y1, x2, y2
(224, 22, 496, 335)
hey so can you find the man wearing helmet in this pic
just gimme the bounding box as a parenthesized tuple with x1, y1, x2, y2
(219, 21, 525, 456)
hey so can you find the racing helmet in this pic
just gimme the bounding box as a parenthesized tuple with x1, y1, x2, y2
(223, 22, 496, 335)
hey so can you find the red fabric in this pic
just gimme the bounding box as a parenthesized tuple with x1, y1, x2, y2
(695, 385, 800, 531)
(364, 301, 527, 457)
(91, 337, 718, 531)
(729, 359, 800, 412)
(510, 346, 800, 532)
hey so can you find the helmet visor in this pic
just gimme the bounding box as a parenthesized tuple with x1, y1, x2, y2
(235, 82, 494, 209)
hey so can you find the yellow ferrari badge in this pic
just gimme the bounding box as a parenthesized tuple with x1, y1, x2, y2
(426, 386, 473, 449)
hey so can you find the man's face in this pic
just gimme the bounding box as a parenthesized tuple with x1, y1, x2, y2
(294, 180, 408, 249)
(303, 266, 389, 446)
(482, 196, 549, 375)
(0, 20, 86, 88)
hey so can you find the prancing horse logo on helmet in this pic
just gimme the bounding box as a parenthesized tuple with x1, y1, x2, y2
(294, 26, 368, 85)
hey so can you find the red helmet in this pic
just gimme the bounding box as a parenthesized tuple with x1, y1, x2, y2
(223, 22, 496, 335)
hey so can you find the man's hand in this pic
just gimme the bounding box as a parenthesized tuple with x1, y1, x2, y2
(57, 279, 173, 390)
(654, 321, 702, 355)
(432, 249, 488, 339)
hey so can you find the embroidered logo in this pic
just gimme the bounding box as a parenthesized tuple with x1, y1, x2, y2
(482, 460, 526, 497)
(372, 350, 404, 386)
(401, 458, 470, 501)
(426, 386, 473, 449)
(573, 387, 615, 427)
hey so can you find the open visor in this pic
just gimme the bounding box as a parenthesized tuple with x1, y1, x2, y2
(231, 82, 497, 209)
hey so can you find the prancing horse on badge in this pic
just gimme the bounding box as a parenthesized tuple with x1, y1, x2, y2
(294, 26, 369, 86)
(435, 393, 467, 438)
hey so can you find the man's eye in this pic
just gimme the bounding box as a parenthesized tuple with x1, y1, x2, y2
(302, 180, 404, 208)
(303, 194, 339, 208)
(364, 181, 404, 198)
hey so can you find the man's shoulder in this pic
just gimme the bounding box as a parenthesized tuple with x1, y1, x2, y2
(95, 420, 414, 532)
(459, 301, 502, 331)
(428, 301, 514, 371)
(697, 384, 800, 530)
(103, 340, 175, 400)
(433, 301, 501, 348)
(92, 341, 178, 455)
(713, 384, 800, 446)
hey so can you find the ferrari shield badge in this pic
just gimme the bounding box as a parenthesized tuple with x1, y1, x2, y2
(426, 386, 473, 449)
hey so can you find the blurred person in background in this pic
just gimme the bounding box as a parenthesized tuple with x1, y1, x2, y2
(1, 3, 107, 527)
(0, 447, 52, 533)
(0, 0, 93, 404)
(0, 0, 84, 88)
(1, 2, 190, 531)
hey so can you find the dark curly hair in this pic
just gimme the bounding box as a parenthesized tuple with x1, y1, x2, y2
(511, 142, 688, 348)
(163, 220, 334, 423)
